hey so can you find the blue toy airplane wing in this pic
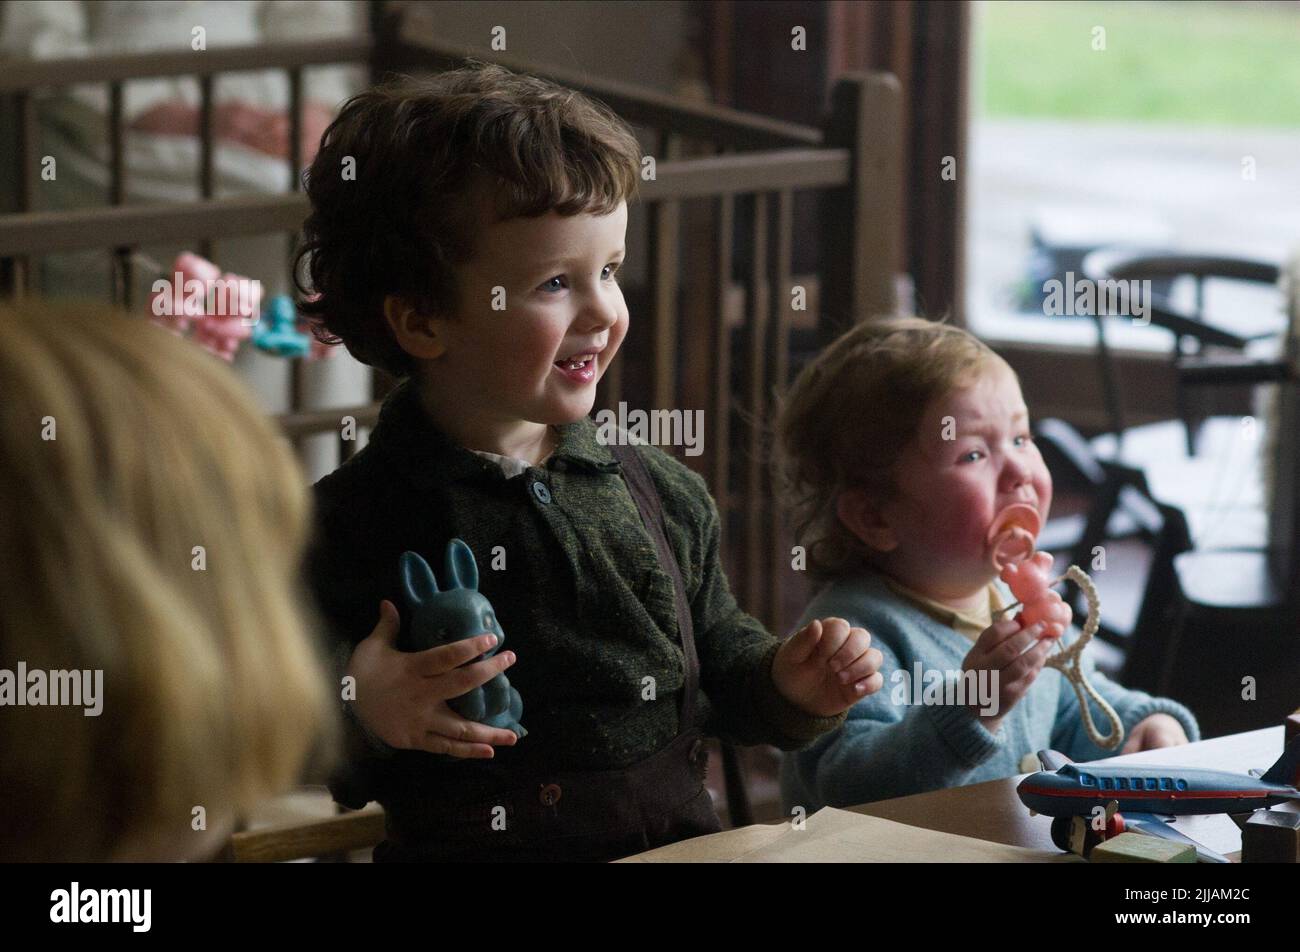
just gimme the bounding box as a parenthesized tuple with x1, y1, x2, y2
(1123, 813, 1230, 864)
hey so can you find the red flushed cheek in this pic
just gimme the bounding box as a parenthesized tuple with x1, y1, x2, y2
(922, 495, 992, 559)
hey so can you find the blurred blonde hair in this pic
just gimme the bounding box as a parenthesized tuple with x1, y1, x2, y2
(0, 301, 337, 861)
(775, 316, 1010, 582)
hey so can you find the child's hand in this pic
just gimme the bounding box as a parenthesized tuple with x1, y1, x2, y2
(963, 618, 1053, 733)
(1120, 713, 1189, 754)
(772, 618, 884, 718)
(346, 600, 520, 758)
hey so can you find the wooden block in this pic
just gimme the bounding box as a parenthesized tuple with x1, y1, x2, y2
(1285, 707, 1300, 744)
(1064, 815, 1114, 858)
(1090, 832, 1195, 863)
(1229, 810, 1256, 833)
(1242, 810, 1300, 864)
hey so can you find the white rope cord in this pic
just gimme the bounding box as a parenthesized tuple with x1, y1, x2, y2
(1044, 566, 1124, 751)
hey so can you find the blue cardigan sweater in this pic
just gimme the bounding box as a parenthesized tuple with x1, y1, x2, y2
(781, 568, 1200, 813)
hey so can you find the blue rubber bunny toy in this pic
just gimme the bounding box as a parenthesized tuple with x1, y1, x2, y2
(398, 539, 526, 739)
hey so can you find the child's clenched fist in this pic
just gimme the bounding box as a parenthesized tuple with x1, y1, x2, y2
(772, 617, 884, 717)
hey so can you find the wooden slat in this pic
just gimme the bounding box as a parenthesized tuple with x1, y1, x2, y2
(108, 81, 128, 308)
(16, 91, 38, 211)
(108, 248, 132, 310)
(286, 67, 305, 413)
(821, 73, 904, 337)
(393, 13, 821, 151)
(768, 188, 794, 631)
(640, 149, 848, 202)
(8, 259, 30, 299)
(0, 195, 309, 256)
(198, 75, 216, 261)
(14, 90, 38, 297)
(287, 66, 303, 190)
(673, 199, 715, 481)
(289, 355, 305, 422)
(597, 346, 623, 416)
(108, 82, 125, 204)
(647, 133, 682, 412)
(745, 193, 770, 619)
(0, 145, 850, 258)
(647, 196, 678, 410)
(221, 808, 385, 863)
(340, 429, 364, 462)
(0, 37, 371, 92)
(712, 192, 735, 524)
(276, 402, 381, 439)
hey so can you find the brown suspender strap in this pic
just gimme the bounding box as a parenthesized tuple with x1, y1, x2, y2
(609, 442, 700, 730)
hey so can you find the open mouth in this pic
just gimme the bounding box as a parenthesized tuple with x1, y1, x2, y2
(554, 352, 598, 372)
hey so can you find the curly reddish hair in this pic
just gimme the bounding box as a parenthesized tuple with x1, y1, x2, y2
(295, 63, 642, 377)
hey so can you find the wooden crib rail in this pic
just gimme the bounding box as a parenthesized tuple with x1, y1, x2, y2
(0, 149, 848, 256)
(0, 37, 372, 93)
(0, 195, 305, 258)
(387, 8, 822, 153)
(276, 401, 380, 466)
(1, 34, 373, 292)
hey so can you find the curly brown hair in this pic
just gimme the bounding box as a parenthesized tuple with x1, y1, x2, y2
(295, 63, 642, 377)
(775, 317, 1010, 582)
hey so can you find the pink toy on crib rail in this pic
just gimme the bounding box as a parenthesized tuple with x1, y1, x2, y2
(148, 252, 258, 362)
(986, 503, 1072, 640)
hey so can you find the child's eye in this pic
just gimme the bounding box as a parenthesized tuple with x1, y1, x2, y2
(539, 275, 567, 293)
(602, 262, 621, 280)
(1013, 434, 1032, 448)
(960, 450, 984, 463)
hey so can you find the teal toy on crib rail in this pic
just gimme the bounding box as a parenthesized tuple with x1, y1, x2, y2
(398, 539, 527, 739)
(251, 295, 312, 358)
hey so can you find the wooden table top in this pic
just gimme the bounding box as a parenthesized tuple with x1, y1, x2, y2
(849, 727, 1289, 860)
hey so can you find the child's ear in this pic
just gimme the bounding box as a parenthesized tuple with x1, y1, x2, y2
(383, 295, 447, 360)
(836, 488, 898, 553)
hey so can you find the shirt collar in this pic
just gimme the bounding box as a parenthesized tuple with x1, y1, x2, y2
(369, 379, 622, 487)
(883, 576, 1007, 636)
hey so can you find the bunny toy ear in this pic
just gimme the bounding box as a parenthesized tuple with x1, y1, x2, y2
(399, 551, 440, 607)
(444, 538, 479, 591)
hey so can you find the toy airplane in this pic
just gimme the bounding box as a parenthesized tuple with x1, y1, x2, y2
(1017, 738, 1300, 863)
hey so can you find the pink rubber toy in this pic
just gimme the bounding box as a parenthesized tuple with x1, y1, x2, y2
(149, 252, 257, 362)
(149, 252, 219, 335)
(986, 503, 1071, 640)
